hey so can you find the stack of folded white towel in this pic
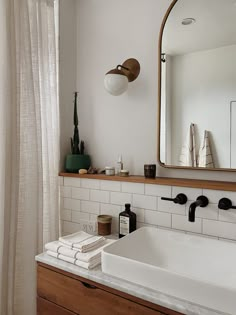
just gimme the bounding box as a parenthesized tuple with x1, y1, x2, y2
(45, 231, 115, 270)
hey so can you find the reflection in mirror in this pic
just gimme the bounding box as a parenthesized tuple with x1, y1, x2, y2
(159, 0, 236, 170)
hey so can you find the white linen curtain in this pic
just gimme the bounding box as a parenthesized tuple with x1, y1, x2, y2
(0, 0, 59, 314)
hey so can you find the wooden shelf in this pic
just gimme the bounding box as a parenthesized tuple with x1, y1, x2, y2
(59, 173, 236, 192)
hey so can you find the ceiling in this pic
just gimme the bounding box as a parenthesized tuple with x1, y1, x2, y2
(162, 0, 236, 55)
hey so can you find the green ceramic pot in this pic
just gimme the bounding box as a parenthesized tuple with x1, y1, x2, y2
(65, 154, 91, 173)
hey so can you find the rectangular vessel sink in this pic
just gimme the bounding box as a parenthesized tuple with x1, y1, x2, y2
(102, 226, 236, 314)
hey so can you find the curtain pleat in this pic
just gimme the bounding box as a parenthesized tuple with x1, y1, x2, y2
(0, 0, 60, 314)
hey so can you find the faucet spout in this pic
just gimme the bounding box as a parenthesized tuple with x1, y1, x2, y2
(188, 196, 209, 222)
(189, 200, 202, 222)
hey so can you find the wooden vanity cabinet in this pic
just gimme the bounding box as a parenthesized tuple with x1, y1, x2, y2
(37, 262, 184, 315)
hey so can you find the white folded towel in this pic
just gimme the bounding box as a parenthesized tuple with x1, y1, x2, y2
(46, 250, 101, 270)
(198, 130, 214, 168)
(45, 239, 115, 263)
(59, 231, 106, 253)
(179, 123, 197, 167)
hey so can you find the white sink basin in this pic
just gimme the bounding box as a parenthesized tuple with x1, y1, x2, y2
(102, 226, 236, 314)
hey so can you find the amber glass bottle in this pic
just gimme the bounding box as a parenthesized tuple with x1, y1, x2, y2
(119, 203, 136, 238)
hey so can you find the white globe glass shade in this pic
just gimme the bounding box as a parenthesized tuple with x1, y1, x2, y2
(104, 74, 128, 96)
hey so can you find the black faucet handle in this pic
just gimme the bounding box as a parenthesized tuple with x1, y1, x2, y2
(161, 193, 187, 205)
(218, 198, 236, 210)
(196, 195, 209, 207)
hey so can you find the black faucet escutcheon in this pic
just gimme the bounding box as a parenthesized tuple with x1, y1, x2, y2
(189, 196, 209, 222)
(218, 198, 236, 210)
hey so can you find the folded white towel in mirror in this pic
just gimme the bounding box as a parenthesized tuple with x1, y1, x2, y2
(45, 239, 115, 263)
(46, 250, 101, 270)
(59, 231, 106, 252)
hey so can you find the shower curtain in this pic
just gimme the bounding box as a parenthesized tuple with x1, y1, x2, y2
(0, 0, 59, 314)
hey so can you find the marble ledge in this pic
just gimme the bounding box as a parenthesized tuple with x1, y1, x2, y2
(35, 253, 226, 315)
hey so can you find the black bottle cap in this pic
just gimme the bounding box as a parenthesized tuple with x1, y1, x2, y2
(125, 203, 131, 208)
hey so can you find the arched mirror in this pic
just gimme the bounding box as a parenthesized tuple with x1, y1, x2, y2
(158, 0, 236, 171)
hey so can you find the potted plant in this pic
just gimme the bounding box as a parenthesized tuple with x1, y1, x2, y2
(65, 92, 91, 173)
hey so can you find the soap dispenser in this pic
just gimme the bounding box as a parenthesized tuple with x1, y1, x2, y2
(119, 203, 136, 238)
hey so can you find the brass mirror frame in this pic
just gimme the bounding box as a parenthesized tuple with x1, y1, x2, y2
(157, 0, 235, 172)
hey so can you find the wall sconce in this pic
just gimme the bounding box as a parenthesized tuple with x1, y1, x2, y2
(104, 58, 140, 96)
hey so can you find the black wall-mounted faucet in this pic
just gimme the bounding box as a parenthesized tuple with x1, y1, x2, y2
(189, 196, 208, 222)
(161, 193, 187, 205)
(218, 198, 236, 210)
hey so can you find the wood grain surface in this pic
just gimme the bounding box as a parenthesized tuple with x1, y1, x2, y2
(37, 263, 183, 315)
(60, 173, 236, 192)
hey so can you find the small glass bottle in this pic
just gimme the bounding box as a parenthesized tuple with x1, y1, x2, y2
(116, 155, 123, 175)
(119, 203, 136, 238)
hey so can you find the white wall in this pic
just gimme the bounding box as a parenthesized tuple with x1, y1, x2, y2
(168, 45, 236, 168)
(75, 0, 165, 175)
(59, 0, 77, 169)
(60, 0, 236, 182)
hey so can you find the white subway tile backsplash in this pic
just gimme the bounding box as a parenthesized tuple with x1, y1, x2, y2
(72, 188, 89, 200)
(64, 198, 80, 211)
(172, 214, 202, 233)
(90, 214, 98, 221)
(122, 182, 144, 194)
(145, 184, 171, 197)
(112, 217, 119, 233)
(81, 178, 100, 189)
(79, 220, 97, 234)
(133, 194, 156, 210)
(157, 211, 172, 228)
(202, 189, 222, 204)
(101, 180, 121, 192)
(132, 208, 145, 223)
(64, 177, 80, 187)
(145, 210, 171, 228)
(192, 202, 219, 220)
(100, 203, 121, 217)
(203, 219, 236, 240)
(60, 186, 72, 198)
(90, 190, 110, 203)
(63, 221, 80, 234)
(157, 197, 186, 215)
(203, 189, 236, 205)
(172, 187, 202, 201)
(81, 200, 100, 214)
(144, 210, 158, 225)
(61, 209, 72, 221)
(61, 176, 236, 242)
(219, 209, 236, 223)
(110, 192, 132, 205)
(72, 211, 90, 223)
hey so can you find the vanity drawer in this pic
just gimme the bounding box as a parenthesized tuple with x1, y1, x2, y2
(37, 296, 77, 315)
(37, 265, 161, 315)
